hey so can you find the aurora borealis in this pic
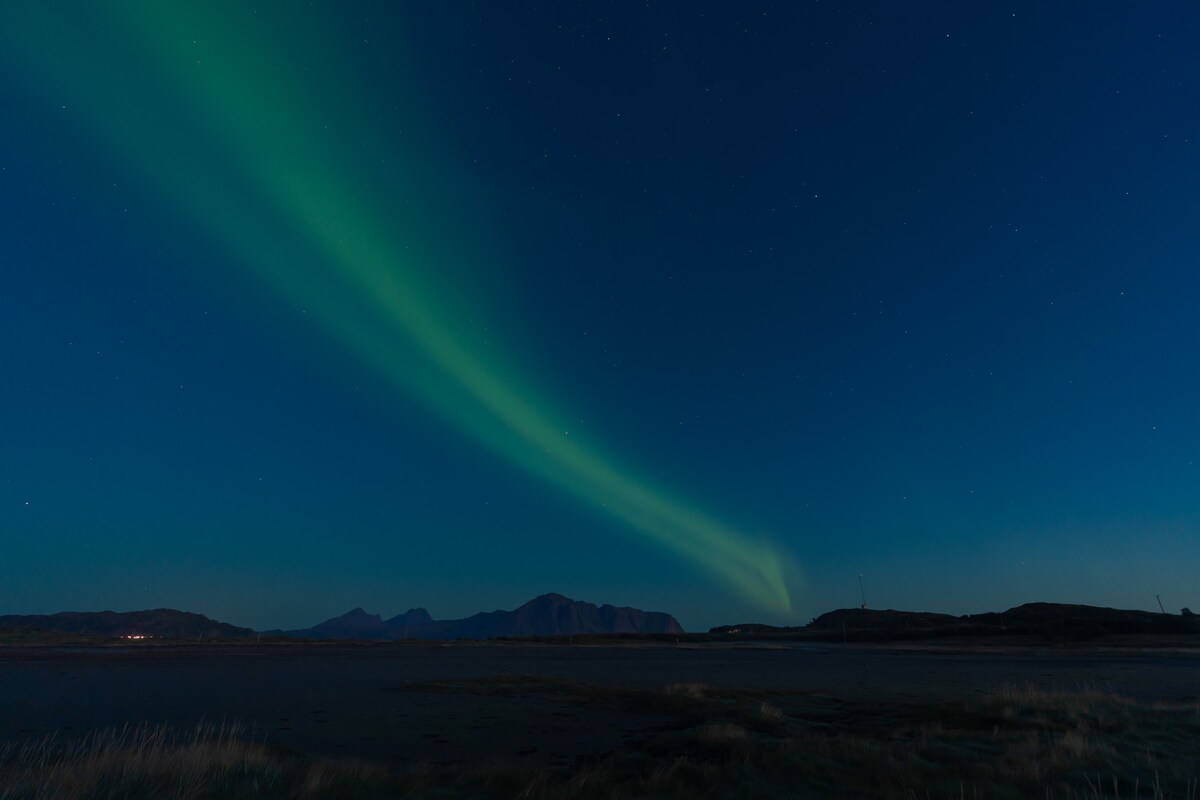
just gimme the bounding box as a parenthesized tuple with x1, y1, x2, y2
(3, 4, 1198, 629)
(1, 2, 795, 615)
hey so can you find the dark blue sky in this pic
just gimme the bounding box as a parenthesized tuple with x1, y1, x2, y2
(3, 2, 1198, 630)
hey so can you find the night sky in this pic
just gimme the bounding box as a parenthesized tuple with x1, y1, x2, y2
(3, 3, 1198, 632)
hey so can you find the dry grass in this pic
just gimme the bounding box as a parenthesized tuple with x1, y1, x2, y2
(0, 722, 391, 800)
(664, 681, 712, 699)
(3, 683, 1198, 799)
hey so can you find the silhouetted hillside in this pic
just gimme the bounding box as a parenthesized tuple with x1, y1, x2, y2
(712, 603, 1199, 641)
(0, 609, 255, 639)
(272, 594, 683, 640)
(269, 607, 433, 640)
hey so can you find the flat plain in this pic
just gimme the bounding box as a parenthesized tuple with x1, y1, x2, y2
(2, 640, 1198, 797)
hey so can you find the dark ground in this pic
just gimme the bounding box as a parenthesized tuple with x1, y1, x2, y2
(2, 640, 1198, 773)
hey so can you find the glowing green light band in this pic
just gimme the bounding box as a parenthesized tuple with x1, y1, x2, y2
(3, 3, 798, 613)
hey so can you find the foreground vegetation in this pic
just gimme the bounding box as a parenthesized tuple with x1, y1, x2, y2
(2, 682, 1197, 799)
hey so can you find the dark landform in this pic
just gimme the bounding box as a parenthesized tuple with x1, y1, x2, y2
(267, 592, 685, 640)
(4, 600, 1196, 648)
(0, 593, 684, 643)
(269, 606, 436, 640)
(712, 602, 1199, 641)
(3, 602, 1199, 797)
(3, 641, 1200, 799)
(0, 609, 255, 640)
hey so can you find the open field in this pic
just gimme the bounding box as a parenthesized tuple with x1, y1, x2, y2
(2, 641, 1198, 798)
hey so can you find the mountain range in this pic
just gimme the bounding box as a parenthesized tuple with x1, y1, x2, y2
(5, 600, 1195, 644)
(0, 594, 683, 641)
(266, 593, 685, 639)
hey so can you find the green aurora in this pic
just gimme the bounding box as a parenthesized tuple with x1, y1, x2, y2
(3, 4, 798, 613)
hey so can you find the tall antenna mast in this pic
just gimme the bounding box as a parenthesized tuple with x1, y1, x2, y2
(1156, 595, 1166, 615)
(858, 574, 867, 610)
